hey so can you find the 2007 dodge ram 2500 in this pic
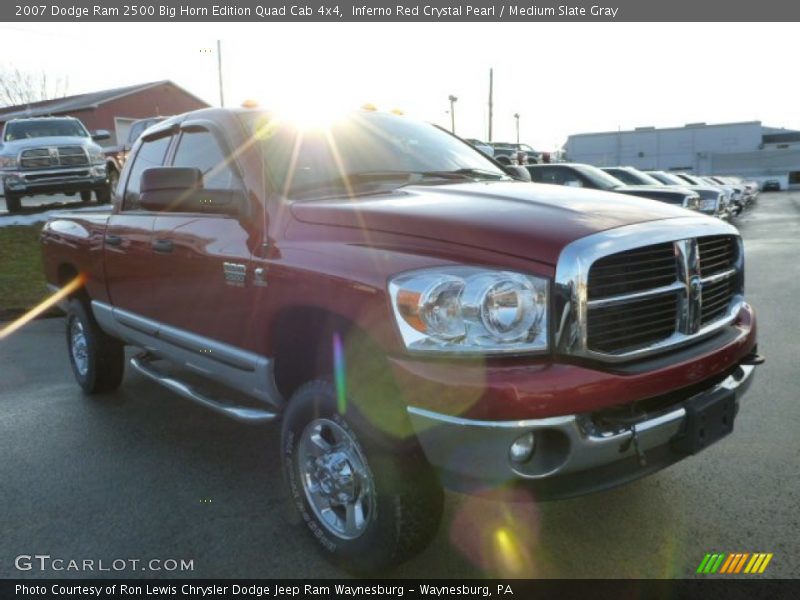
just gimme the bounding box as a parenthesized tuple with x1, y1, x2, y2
(41, 107, 762, 573)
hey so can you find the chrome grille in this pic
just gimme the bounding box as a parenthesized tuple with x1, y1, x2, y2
(19, 146, 88, 169)
(56, 146, 89, 166)
(701, 277, 734, 325)
(577, 231, 741, 358)
(698, 235, 735, 277)
(587, 294, 678, 353)
(20, 148, 55, 168)
(588, 242, 677, 298)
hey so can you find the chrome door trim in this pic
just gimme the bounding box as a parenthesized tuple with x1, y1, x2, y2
(91, 301, 284, 408)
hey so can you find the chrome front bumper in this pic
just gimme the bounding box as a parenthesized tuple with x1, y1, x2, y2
(407, 364, 756, 498)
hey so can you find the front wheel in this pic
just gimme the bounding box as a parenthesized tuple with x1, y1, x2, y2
(66, 298, 125, 394)
(281, 380, 443, 574)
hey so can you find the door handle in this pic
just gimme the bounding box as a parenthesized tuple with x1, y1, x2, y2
(105, 234, 123, 247)
(152, 239, 174, 253)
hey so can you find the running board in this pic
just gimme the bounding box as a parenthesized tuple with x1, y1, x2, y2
(130, 354, 278, 424)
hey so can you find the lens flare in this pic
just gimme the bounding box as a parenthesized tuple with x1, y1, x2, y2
(333, 331, 347, 414)
(0, 273, 86, 341)
(449, 488, 542, 577)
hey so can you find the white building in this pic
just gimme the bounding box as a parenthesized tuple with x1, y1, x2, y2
(565, 121, 800, 189)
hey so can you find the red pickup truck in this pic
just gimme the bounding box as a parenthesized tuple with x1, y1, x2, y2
(41, 107, 761, 573)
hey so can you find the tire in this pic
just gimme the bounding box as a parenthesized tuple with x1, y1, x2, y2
(95, 185, 111, 204)
(66, 298, 125, 394)
(106, 168, 119, 199)
(5, 193, 21, 213)
(281, 379, 443, 574)
(80, 190, 92, 202)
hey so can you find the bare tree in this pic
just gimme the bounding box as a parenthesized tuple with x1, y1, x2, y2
(0, 65, 69, 108)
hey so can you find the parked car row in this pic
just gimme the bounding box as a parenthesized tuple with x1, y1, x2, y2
(526, 163, 714, 216)
(526, 161, 766, 221)
(647, 171, 758, 217)
(465, 139, 542, 165)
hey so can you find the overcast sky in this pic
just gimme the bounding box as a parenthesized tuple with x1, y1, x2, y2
(0, 22, 794, 150)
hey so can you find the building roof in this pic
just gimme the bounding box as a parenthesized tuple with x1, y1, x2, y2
(0, 80, 209, 121)
(568, 121, 763, 140)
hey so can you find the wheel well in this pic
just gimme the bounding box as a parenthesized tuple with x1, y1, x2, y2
(272, 307, 355, 400)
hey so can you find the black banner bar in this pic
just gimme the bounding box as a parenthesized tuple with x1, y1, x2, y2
(2, 580, 799, 600)
(4, 0, 800, 22)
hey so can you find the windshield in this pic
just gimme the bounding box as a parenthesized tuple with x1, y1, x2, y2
(653, 172, 692, 186)
(574, 164, 626, 190)
(677, 173, 703, 185)
(245, 111, 508, 199)
(4, 119, 89, 142)
(624, 168, 664, 186)
(604, 168, 643, 185)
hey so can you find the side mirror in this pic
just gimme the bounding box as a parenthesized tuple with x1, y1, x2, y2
(92, 129, 111, 141)
(139, 167, 243, 215)
(504, 165, 532, 182)
(564, 180, 583, 188)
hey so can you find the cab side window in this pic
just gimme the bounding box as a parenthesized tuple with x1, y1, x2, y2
(122, 135, 172, 210)
(170, 129, 238, 191)
(531, 167, 561, 184)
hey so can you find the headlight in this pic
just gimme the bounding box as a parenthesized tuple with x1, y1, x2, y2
(700, 198, 717, 211)
(0, 156, 17, 169)
(389, 266, 549, 355)
(88, 149, 105, 164)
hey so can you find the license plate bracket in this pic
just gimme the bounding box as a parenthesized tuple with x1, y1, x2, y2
(673, 388, 736, 455)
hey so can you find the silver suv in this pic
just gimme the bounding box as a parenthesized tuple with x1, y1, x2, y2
(0, 117, 111, 213)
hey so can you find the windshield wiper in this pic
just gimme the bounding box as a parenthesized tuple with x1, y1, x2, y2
(290, 171, 411, 197)
(290, 169, 506, 199)
(414, 168, 507, 182)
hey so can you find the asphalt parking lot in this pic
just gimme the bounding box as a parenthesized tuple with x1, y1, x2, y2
(0, 192, 798, 579)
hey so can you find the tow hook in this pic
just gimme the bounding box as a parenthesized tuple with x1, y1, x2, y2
(619, 424, 648, 467)
(740, 352, 766, 366)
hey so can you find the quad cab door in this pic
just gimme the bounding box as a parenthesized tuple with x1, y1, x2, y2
(104, 130, 174, 321)
(149, 122, 259, 349)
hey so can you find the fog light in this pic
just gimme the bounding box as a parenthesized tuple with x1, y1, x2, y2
(509, 432, 535, 463)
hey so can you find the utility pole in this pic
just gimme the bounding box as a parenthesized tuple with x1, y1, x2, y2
(217, 40, 225, 107)
(514, 113, 520, 144)
(448, 95, 458, 133)
(488, 68, 494, 141)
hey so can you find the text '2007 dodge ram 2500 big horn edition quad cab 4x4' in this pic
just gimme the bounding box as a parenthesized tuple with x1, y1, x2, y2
(41, 107, 762, 573)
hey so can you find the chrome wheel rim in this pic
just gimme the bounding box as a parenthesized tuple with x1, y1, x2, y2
(297, 418, 375, 540)
(69, 319, 89, 377)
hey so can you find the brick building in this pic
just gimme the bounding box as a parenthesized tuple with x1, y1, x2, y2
(0, 80, 210, 146)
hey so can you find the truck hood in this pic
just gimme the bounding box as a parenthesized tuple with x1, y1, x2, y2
(615, 184, 688, 195)
(290, 181, 694, 265)
(0, 136, 100, 152)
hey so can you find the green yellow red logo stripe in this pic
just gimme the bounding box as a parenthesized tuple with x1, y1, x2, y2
(697, 552, 773, 574)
